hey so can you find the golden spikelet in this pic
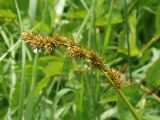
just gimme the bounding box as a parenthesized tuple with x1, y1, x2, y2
(66, 39, 79, 47)
(114, 79, 121, 89)
(21, 32, 60, 53)
(86, 50, 105, 69)
(105, 68, 121, 88)
(21, 32, 80, 54)
(52, 34, 67, 46)
(68, 47, 86, 59)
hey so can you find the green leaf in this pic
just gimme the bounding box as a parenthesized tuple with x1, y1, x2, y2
(37, 56, 65, 76)
(54, 88, 72, 107)
(64, 10, 87, 19)
(55, 102, 73, 119)
(28, 0, 37, 24)
(128, 11, 139, 56)
(156, 5, 160, 33)
(111, 11, 123, 24)
(146, 58, 160, 89)
(10, 63, 33, 114)
(118, 11, 140, 56)
(143, 115, 160, 120)
(99, 90, 117, 104)
(0, 9, 16, 19)
(117, 84, 142, 120)
(9, 78, 21, 113)
(35, 76, 50, 96)
(42, 57, 64, 76)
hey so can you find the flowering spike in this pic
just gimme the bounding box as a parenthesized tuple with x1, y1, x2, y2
(86, 50, 105, 69)
(21, 32, 121, 89)
(105, 68, 121, 88)
(68, 47, 86, 59)
(21, 32, 60, 53)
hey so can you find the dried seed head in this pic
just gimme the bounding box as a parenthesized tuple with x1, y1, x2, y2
(53, 34, 79, 47)
(21, 32, 34, 41)
(68, 47, 86, 59)
(21, 32, 59, 53)
(21, 32, 122, 89)
(53, 34, 67, 46)
(114, 79, 121, 89)
(66, 39, 79, 47)
(86, 50, 105, 68)
(105, 68, 121, 88)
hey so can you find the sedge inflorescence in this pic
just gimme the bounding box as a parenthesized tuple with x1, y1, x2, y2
(21, 32, 121, 88)
(21, 32, 66, 53)
(105, 68, 121, 88)
(86, 50, 105, 69)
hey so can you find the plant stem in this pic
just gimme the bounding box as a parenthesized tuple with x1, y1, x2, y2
(102, 70, 140, 120)
(25, 53, 39, 120)
(88, 0, 96, 48)
(15, 0, 26, 119)
(18, 42, 26, 120)
(140, 84, 160, 102)
(123, 0, 132, 82)
(140, 34, 160, 55)
(103, 0, 113, 53)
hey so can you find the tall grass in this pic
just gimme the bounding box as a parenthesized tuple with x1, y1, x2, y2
(14, 1, 26, 119)
(21, 32, 140, 120)
(1, 0, 160, 120)
(123, 0, 132, 82)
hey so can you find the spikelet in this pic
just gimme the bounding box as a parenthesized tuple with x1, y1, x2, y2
(53, 33, 79, 47)
(68, 47, 86, 59)
(21, 32, 60, 53)
(105, 68, 121, 89)
(66, 39, 79, 47)
(52, 33, 68, 46)
(86, 50, 105, 69)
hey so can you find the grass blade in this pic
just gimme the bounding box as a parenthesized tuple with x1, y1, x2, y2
(25, 53, 39, 120)
(28, 0, 37, 25)
(88, 0, 96, 48)
(123, 0, 132, 81)
(103, 0, 114, 53)
(14, 1, 26, 119)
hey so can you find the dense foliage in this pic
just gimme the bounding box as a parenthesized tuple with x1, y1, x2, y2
(0, 0, 160, 120)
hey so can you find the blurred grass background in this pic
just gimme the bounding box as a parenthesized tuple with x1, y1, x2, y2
(0, 0, 160, 120)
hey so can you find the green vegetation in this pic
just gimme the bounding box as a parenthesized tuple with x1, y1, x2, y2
(0, 0, 160, 120)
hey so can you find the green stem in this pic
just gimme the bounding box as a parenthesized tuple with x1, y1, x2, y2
(88, 0, 96, 48)
(103, 0, 113, 53)
(18, 42, 26, 120)
(15, 0, 23, 32)
(123, 0, 132, 82)
(140, 34, 160, 55)
(15, 0, 26, 119)
(25, 53, 39, 120)
(102, 70, 140, 120)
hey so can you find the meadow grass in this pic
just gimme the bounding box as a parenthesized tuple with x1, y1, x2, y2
(0, 0, 160, 120)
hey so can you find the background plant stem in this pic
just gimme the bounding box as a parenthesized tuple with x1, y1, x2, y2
(15, 0, 26, 119)
(123, 0, 133, 82)
(25, 53, 39, 120)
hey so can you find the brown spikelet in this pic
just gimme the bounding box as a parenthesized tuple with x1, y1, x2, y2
(53, 34, 67, 46)
(68, 47, 86, 59)
(86, 50, 105, 69)
(105, 68, 121, 88)
(52, 34, 79, 47)
(114, 79, 121, 89)
(21, 32, 59, 53)
(66, 39, 79, 47)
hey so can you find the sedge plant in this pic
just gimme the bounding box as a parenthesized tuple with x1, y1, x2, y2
(21, 32, 140, 120)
